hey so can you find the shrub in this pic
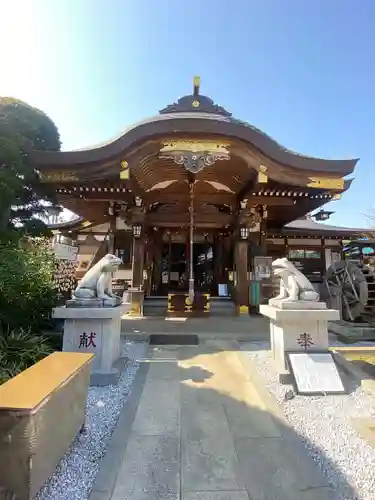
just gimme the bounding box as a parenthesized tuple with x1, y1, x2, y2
(0, 328, 54, 384)
(0, 238, 59, 334)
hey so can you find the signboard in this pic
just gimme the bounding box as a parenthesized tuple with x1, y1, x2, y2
(287, 352, 345, 395)
(253, 256, 272, 279)
(53, 242, 78, 261)
(76, 254, 94, 273)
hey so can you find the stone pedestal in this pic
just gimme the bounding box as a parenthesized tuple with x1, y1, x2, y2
(53, 305, 128, 386)
(259, 304, 339, 376)
(126, 287, 144, 317)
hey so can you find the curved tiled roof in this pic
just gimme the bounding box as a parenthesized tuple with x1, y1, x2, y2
(29, 88, 359, 176)
(284, 218, 367, 234)
(49, 216, 84, 229)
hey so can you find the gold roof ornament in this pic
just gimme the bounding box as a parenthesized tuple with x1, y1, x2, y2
(40, 171, 78, 182)
(331, 193, 342, 200)
(193, 75, 200, 95)
(160, 140, 230, 154)
(307, 177, 344, 190)
(120, 160, 129, 180)
(258, 165, 268, 184)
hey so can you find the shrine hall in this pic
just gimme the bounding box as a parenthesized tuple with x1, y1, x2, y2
(30, 77, 363, 315)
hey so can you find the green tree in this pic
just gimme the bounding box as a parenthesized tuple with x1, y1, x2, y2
(0, 97, 61, 240)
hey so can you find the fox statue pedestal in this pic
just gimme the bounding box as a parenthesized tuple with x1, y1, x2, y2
(260, 305, 339, 376)
(54, 254, 127, 386)
(53, 305, 127, 386)
(260, 258, 339, 378)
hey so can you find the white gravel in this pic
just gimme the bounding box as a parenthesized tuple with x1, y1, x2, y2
(35, 341, 147, 500)
(242, 340, 375, 500)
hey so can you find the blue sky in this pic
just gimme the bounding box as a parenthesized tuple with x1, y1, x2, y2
(1, 0, 375, 227)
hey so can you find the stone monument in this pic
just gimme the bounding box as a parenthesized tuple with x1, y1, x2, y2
(259, 257, 339, 377)
(53, 254, 129, 385)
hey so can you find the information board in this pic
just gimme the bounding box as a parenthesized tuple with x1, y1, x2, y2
(287, 352, 345, 395)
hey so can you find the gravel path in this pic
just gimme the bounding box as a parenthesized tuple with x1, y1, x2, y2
(242, 341, 375, 500)
(36, 341, 147, 500)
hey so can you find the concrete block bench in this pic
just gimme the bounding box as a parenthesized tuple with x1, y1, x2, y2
(0, 352, 94, 500)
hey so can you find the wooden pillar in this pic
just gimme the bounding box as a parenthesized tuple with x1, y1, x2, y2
(234, 239, 249, 314)
(260, 205, 268, 254)
(131, 236, 145, 288)
(129, 234, 145, 316)
(107, 217, 116, 254)
(153, 243, 163, 293)
(214, 234, 224, 284)
(143, 233, 153, 296)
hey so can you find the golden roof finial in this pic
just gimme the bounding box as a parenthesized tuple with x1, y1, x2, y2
(193, 75, 200, 95)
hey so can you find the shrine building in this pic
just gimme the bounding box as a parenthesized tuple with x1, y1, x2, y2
(31, 78, 363, 315)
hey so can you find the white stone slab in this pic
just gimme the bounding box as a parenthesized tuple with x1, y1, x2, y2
(287, 352, 345, 395)
(268, 300, 327, 310)
(260, 305, 339, 321)
(53, 305, 126, 319)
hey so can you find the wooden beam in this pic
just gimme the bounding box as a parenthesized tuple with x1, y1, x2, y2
(78, 194, 133, 202)
(147, 213, 232, 226)
(145, 192, 235, 205)
(237, 177, 258, 203)
(249, 196, 295, 206)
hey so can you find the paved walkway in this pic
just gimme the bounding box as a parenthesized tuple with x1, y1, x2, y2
(93, 341, 335, 500)
(121, 316, 270, 341)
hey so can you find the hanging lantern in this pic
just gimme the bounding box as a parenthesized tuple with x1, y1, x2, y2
(240, 226, 249, 240)
(132, 223, 142, 238)
(108, 201, 115, 216)
(313, 209, 334, 221)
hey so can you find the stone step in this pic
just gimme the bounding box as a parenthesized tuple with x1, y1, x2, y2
(210, 297, 236, 316)
(144, 296, 236, 316)
(143, 297, 168, 317)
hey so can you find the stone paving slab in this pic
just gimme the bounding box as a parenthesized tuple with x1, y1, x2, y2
(181, 398, 231, 439)
(224, 398, 281, 439)
(106, 342, 337, 500)
(182, 435, 245, 492)
(235, 437, 331, 500)
(131, 379, 180, 437)
(111, 435, 180, 500)
(182, 493, 249, 500)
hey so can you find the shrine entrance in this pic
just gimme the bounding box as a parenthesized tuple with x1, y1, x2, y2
(150, 232, 217, 296)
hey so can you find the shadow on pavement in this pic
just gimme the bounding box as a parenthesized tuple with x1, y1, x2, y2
(103, 343, 360, 500)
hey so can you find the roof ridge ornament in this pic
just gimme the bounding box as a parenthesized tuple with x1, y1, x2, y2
(159, 76, 232, 117)
(193, 75, 200, 96)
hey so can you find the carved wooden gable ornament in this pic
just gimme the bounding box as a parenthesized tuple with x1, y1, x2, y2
(159, 140, 231, 174)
